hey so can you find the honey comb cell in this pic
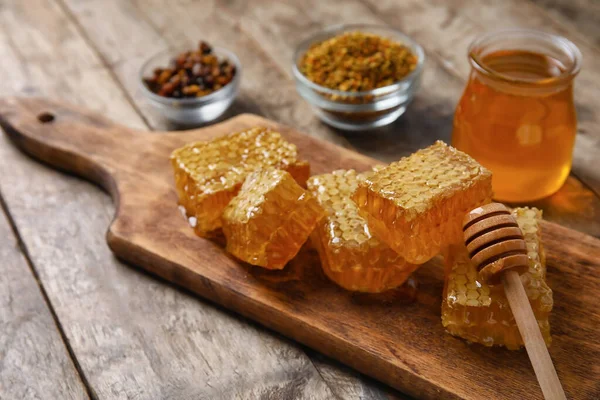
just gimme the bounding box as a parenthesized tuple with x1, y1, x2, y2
(352, 141, 492, 264)
(171, 127, 309, 237)
(442, 207, 553, 350)
(308, 170, 418, 292)
(222, 168, 324, 270)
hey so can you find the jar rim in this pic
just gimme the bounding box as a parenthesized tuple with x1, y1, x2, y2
(468, 29, 582, 87)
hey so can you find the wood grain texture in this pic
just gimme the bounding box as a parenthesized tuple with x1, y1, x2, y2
(529, 0, 600, 48)
(0, 1, 357, 398)
(2, 97, 599, 400)
(2, 0, 599, 399)
(221, 0, 600, 238)
(64, 0, 409, 395)
(0, 0, 146, 131)
(0, 207, 89, 400)
(0, 110, 338, 400)
(53, 0, 412, 395)
(58, 0, 349, 145)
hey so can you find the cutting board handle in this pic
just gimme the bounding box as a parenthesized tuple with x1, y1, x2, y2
(0, 97, 145, 196)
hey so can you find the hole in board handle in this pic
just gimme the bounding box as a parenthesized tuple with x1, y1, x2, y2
(37, 112, 55, 123)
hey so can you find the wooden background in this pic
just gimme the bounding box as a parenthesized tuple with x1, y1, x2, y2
(0, 1, 598, 399)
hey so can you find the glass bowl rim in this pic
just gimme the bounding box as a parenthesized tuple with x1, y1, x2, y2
(138, 45, 241, 106)
(468, 28, 582, 86)
(292, 23, 426, 98)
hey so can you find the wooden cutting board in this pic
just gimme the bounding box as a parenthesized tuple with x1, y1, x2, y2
(1, 97, 599, 400)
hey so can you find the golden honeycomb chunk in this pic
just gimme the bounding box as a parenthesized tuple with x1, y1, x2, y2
(222, 168, 324, 270)
(352, 141, 492, 264)
(308, 170, 419, 292)
(171, 127, 309, 237)
(441, 207, 553, 349)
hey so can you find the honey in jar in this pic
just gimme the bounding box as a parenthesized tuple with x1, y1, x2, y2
(452, 30, 582, 202)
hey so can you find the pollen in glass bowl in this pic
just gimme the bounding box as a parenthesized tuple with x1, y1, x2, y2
(293, 24, 425, 131)
(139, 41, 241, 126)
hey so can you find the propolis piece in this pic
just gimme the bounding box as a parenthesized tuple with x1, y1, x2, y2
(308, 170, 419, 292)
(222, 168, 324, 270)
(442, 207, 553, 350)
(171, 127, 310, 237)
(352, 141, 492, 264)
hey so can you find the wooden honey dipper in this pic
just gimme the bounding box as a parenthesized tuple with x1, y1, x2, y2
(463, 203, 566, 400)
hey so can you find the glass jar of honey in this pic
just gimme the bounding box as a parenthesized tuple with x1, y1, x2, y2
(452, 29, 582, 202)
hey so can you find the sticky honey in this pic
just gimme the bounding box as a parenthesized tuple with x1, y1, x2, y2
(221, 168, 324, 270)
(352, 141, 492, 265)
(308, 170, 418, 292)
(171, 127, 309, 237)
(442, 207, 553, 349)
(452, 30, 581, 202)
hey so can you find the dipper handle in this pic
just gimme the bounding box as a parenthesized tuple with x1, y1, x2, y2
(463, 203, 566, 400)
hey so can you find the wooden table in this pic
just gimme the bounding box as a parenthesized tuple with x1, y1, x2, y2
(1, 1, 598, 399)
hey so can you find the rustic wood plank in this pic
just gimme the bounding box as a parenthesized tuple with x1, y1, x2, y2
(0, 0, 145, 130)
(56, 0, 412, 397)
(1, 0, 598, 399)
(0, 205, 89, 400)
(529, 0, 600, 50)
(0, 0, 342, 398)
(307, 352, 409, 400)
(219, 0, 600, 238)
(57, 0, 349, 146)
(2, 96, 599, 400)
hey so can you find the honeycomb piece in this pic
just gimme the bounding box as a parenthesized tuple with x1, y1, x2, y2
(308, 170, 419, 292)
(441, 207, 553, 349)
(352, 141, 492, 264)
(222, 168, 325, 270)
(171, 127, 310, 237)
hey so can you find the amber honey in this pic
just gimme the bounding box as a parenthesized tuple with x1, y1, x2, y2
(308, 170, 419, 293)
(221, 168, 324, 270)
(352, 141, 492, 265)
(170, 127, 309, 237)
(452, 30, 581, 202)
(442, 207, 553, 350)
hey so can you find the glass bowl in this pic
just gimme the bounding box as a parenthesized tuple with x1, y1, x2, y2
(139, 46, 241, 126)
(292, 24, 425, 131)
